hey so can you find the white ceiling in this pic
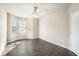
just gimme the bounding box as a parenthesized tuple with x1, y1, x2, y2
(2, 3, 70, 11)
(0, 3, 71, 18)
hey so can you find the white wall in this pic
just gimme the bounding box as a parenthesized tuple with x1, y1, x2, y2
(69, 3, 79, 14)
(0, 5, 7, 55)
(39, 6, 69, 48)
(33, 18, 39, 38)
(69, 4, 79, 55)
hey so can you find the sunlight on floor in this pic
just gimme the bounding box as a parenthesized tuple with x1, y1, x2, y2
(2, 41, 21, 56)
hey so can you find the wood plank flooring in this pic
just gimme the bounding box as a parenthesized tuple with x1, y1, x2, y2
(6, 38, 77, 56)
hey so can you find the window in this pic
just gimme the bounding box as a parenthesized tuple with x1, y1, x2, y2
(18, 18, 27, 34)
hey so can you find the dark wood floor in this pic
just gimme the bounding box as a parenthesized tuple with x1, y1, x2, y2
(6, 38, 77, 56)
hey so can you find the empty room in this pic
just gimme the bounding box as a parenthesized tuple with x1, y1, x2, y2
(0, 3, 79, 56)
